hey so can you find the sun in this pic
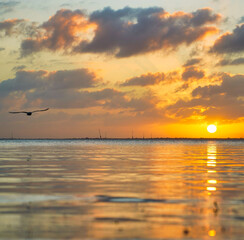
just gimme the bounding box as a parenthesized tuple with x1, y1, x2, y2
(207, 124, 217, 133)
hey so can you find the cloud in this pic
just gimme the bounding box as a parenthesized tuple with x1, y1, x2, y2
(21, 9, 95, 56)
(0, 68, 159, 113)
(192, 73, 244, 97)
(166, 73, 244, 122)
(0, 70, 46, 98)
(210, 24, 244, 54)
(217, 57, 244, 66)
(11, 65, 26, 71)
(25, 88, 126, 109)
(0, 19, 25, 37)
(191, 8, 221, 26)
(47, 69, 101, 89)
(0, 1, 19, 14)
(0, 68, 100, 99)
(20, 7, 221, 57)
(183, 58, 202, 67)
(0, 18, 37, 38)
(182, 66, 205, 80)
(104, 91, 159, 112)
(120, 66, 206, 89)
(120, 72, 165, 87)
(25, 85, 159, 112)
(21, 39, 43, 55)
(75, 7, 220, 57)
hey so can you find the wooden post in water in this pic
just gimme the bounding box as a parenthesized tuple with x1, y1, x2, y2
(98, 129, 102, 139)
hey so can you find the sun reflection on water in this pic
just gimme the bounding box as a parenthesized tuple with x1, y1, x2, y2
(206, 142, 218, 237)
(207, 180, 217, 184)
(208, 229, 216, 237)
(206, 143, 217, 193)
(207, 186, 217, 191)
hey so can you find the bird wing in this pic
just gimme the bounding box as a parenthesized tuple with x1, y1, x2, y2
(32, 108, 49, 113)
(9, 111, 28, 114)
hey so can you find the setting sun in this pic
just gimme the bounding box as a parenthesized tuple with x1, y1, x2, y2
(207, 124, 217, 133)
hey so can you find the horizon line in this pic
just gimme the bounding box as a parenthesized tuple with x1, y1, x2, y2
(1, 137, 244, 141)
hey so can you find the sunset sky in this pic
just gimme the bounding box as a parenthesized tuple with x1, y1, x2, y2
(0, 0, 244, 138)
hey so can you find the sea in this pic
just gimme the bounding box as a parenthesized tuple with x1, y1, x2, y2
(0, 139, 243, 239)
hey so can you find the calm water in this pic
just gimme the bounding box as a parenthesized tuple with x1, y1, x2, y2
(0, 139, 244, 239)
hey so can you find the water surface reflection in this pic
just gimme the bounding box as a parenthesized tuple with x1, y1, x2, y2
(0, 139, 243, 239)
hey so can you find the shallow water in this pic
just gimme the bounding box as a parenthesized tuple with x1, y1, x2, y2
(0, 139, 243, 239)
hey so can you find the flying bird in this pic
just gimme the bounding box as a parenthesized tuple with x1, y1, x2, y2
(9, 108, 49, 116)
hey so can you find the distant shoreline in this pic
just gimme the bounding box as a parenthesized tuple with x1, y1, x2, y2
(0, 138, 244, 141)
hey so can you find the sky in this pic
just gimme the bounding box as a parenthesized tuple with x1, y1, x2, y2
(0, 0, 244, 138)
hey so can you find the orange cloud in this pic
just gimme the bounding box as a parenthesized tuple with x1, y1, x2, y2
(166, 73, 244, 123)
(121, 72, 165, 87)
(21, 9, 96, 56)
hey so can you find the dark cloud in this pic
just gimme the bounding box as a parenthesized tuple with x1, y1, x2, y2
(47, 69, 101, 89)
(11, 65, 26, 71)
(183, 58, 202, 67)
(192, 74, 244, 97)
(217, 57, 244, 66)
(0, 1, 19, 14)
(0, 70, 46, 98)
(75, 7, 220, 57)
(167, 73, 244, 121)
(191, 8, 221, 26)
(0, 19, 25, 37)
(20, 7, 221, 57)
(104, 91, 158, 112)
(0, 68, 159, 113)
(25, 85, 159, 112)
(210, 24, 244, 54)
(121, 66, 205, 89)
(0, 18, 37, 38)
(21, 39, 43, 56)
(25, 88, 126, 109)
(182, 66, 205, 80)
(121, 72, 165, 87)
(122, 94, 158, 112)
(0, 68, 99, 99)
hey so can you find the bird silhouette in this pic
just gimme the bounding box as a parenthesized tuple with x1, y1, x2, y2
(9, 108, 49, 116)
